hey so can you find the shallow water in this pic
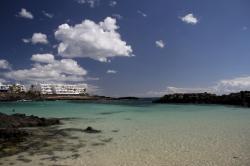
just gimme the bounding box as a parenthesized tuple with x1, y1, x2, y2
(1, 100, 250, 166)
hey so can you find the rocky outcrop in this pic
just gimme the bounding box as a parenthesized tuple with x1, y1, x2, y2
(0, 113, 60, 142)
(0, 113, 60, 128)
(0, 92, 42, 102)
(153, 91, 250, 107)
(0, 128, 29, 141)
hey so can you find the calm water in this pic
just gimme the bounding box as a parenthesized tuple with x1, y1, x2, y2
(1, 100, 250, 166)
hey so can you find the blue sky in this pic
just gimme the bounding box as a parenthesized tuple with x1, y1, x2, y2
(0, 0, 250, 96)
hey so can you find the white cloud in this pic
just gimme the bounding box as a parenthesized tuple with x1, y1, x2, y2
(77, 0, 99, 8)
(17, 8, 34, 19)
(155, 40, 165, 48)
(31, 33, 49, 44)
(42, 11, 54, 18)
(23, 33, 49, 44)
(22, 38, 30, 43)
(0, 59, 11, 70)
(5, 55, 87, 83)
(112, 14, 123, 20)
(137, 10, 147, 17)
(107, 70, 117, 74)
(165, 86, 211, 94)
(109, 1, 117, 7)
(149, 76, 250, 97)
(55, 17, 133, 62)
(180, 13, 198, 25)
(31, 54, 55, 63)
(214, 76, 250, 94)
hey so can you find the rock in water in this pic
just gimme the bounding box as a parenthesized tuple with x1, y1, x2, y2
(0, 113, 60, 142)
(83, 126, 101, 133)
(0, 113, 60, 128)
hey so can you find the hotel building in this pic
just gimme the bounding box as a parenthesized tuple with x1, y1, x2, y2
(0, 84, 26, 93)
(32, 83, 87, 95)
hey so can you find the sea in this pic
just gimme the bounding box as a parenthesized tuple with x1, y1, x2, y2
(0, 99, 250, 166)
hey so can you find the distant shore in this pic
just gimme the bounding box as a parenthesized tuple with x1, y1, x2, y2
(0, 92, 139, 102)
(154, 91, 250, 107)
(2, 91, 250, 108)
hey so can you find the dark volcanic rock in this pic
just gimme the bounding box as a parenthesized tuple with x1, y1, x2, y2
(0, 113, 60, 128)
(0, 92, 42, 102)
(0, 128, 29, 141)
(83, 126, 101, 133)
(55, 127, 101, 135)
(153, 91, 250, 107)
(116, 97, 139, 100)
(0, 113, 60, 142)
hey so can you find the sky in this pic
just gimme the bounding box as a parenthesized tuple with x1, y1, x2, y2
(0, 0, 250, 97)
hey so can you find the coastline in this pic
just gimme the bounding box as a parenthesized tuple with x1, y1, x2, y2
(1, 99, 250, 165)
(2, 90, 250, 108)
(0, 113, 102, 158)
(0, 92, 140, 102)
(154, 91, 250, 107)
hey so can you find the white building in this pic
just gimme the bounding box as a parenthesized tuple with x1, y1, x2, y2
(0, 83, 26, 93)
(32, 83, 87, 95)
(15, 84, 26, 92)
(32, 84, 53, 94)
(0, 84, 11, 92)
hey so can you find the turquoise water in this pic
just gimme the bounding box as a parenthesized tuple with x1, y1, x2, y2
(1, 100, 250, 165)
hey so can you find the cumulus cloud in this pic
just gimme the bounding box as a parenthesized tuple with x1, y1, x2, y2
(214, 76, 250, 94)
(155, 40, 165, 48)
(148, 76, 250, 97)
(0, 59, 11, 70)
(109, 1, 117, 7)
(42, 11, 54, 18)
(31, 54, 55, 63)
(137, 10, 147, 17)
(23, 33, 49, 45)
(5, 54, 87, 83)
(31, 33, 49, 44)
(180, 13, 198, 25)
(107, 70, 117, 74)
(77, 0, 99, 8)
(17, 8, 34, 19)
(55, 17, 133, 62)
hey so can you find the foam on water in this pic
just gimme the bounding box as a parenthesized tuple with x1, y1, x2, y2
(1, 100, 250, 166)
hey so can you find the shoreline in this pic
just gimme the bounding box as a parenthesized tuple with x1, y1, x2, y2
(0, 92, 140, 102)
(0, 113, 102, 158)
(154, 91, 250, 107)
(1, 99, 250, 165)
(2, 91, 250, 108)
